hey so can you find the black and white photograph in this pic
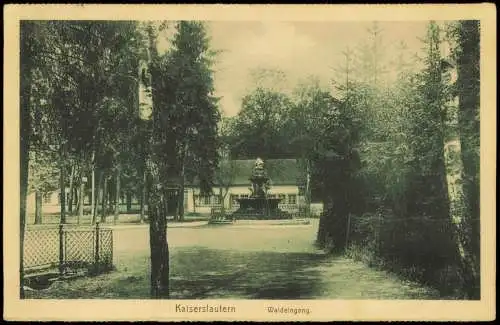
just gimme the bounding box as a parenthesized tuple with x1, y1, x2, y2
(4, 4, 496, 322)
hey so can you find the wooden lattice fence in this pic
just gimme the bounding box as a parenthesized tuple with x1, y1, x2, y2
(23, 223, 113, 275)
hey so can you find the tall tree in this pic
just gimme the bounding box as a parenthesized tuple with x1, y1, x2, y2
(404, 22, 451, 220)
(288, 77, 338, 213)
(142, 21, 221, 297)
(20, 20, 37, 298)
(137, 22, 171, 298)
(445, 20, 481, 299)
(456, 20, 480, 299)
(230, 87, 294, 159)
(157, 21, 221, 219)
(391, 21, 459, 291)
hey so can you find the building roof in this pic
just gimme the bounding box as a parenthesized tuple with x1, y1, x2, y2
(232, 159, 304, 186)
(187, 158, 306, 187)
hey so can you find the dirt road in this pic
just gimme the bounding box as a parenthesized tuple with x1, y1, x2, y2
(25, 220, 439, 299)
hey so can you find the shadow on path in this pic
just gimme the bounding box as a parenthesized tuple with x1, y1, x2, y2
(170, 247, 328, 299)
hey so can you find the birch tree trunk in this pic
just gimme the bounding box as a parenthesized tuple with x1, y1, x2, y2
(146, 158, 170, 298)
(444, 140, 480, 299)
(456, 20, 480, 299)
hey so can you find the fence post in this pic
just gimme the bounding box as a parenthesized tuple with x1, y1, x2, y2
(59, 224, 64, 276)
(95, 222, 100, 273)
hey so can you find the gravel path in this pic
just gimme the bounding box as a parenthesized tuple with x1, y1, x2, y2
(24, 219, 439, 299)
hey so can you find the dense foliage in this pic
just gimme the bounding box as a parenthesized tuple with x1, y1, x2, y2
(20, 20, 220, 299)
(226, 21, 480, 299)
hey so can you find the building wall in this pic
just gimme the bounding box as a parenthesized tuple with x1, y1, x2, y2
(184, 185, 302, 214)
(27, 185, 318, 217)
(26, 190, 69, 214)
(26, 189, 136, 215)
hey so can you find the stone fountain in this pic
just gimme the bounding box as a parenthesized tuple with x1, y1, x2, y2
(231, 158, 291, 220)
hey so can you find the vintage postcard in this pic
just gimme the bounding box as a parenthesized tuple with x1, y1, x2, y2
(3, 3, 496, 322)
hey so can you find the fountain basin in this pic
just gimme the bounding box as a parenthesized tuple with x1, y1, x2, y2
(232, 197, 291, 220)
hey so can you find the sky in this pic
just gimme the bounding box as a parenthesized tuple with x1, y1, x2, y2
(160, 21, 431, 117)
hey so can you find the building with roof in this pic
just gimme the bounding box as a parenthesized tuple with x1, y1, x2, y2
(25, 158, 324, 221)
(184, 158, 310, 215)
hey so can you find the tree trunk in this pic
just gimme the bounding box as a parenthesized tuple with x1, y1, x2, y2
(20, 130, 28, 298)
(34, 191, 43, 224)
(101, 173, 108, 223)
(75, 187, 81, 216)
(444, 140, 480, 299)
(219, 187, 225, 216)
(140, 169, 147, 222)
(91, 168, 95, 221)
(305, 159, 312, 217)
(177, 183, 185, 222)
(146, 161, 170, 298)
(456, 20, 480, 299)
(148, 193, 169, 298)
(67, 163, 75, 215)
(126, 192, 132, 213)
(93, 170, 103, 224)
(20, 20, 34, 298)
(146, 32, 169, 298)
(107, 177, 114, 218)
(73, 185, 79, 214)
(59, 144, 67, 224)
(78, 174, 84, 224)
(192, 189, 197, 213)
(114, 167, 121, 224)
(75, 184, 79, 209)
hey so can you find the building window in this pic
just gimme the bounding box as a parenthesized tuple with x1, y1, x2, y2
(278, 194, 286, 202)
(194, 194, 220, 207)
(288, 194, 297, 205)
(268, 194, 276, 199)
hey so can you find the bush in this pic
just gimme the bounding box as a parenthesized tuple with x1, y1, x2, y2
(346, 209, 463, 297)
